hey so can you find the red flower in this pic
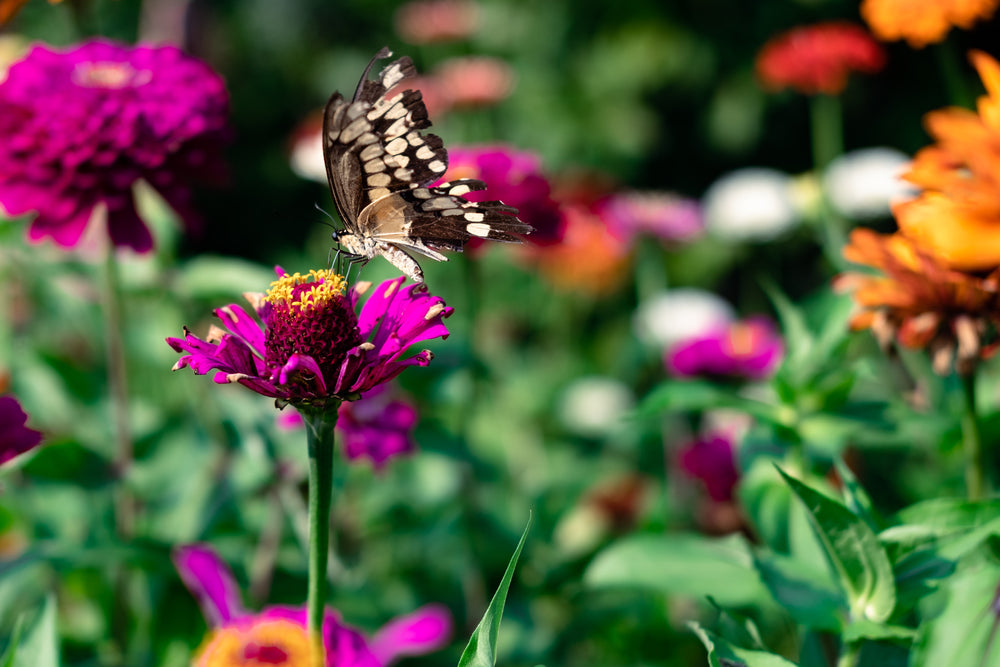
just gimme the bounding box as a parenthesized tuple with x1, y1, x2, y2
(756, 22, 886, 95)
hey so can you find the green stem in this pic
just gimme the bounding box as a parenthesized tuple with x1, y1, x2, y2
(960, 372, 988, 500)
(809, 94, 848, 270)
(936, 40, 973, 108)
(104, 247, 134, 537)
(836, 641, 860, 667)
(303, 407, 339, 661)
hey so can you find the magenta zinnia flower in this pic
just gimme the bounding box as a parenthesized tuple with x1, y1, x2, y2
(339, 386, 418, 469)
(167, 271, 452, 410)
(174, 545, 451, 667)
(0, 394, 42, 466)
(442, 145, 564, 245)
(678, 431, 740, 503)
(596, 191, 704, 244)
(665, 317, 783, 380)
(0, 39, 229, 252)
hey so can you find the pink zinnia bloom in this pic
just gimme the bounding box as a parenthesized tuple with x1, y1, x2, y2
(0, 39, 230, 252)
(167, 271, 452, 410)
(597, 191, 703, 244)
(433, 56, 515, 109)
(678, 431, 739, 503)
(0, 394, 42, 465)
(174, 545, 451, 667)
(666, 317, 783, 380)
(756, 22, 886, 95)
(394, 0, 480, 44)
(442, 146, 564, 246)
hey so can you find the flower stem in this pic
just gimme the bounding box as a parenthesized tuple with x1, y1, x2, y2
(960, 372, 988, 500)
(303, 406, 340, 661)
(809, 93, 848, 270)
(837, 641, 860, 667)
(104, 247, 134, 537)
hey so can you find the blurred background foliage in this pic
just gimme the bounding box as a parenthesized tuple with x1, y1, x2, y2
(3, 0, 1000, 666)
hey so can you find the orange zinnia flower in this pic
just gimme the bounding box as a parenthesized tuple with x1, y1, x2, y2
(894, 51, 1000, 271)
(836, 228, 1000, 375)
(756, 22, 885, 95)
(861, 0, 1000, 48)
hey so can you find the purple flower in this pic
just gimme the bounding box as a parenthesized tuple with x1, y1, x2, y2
(0, 395, 42, 465)
(339, 386, 418, 470)
(596, 191, 704, 244)
(678, 431, 739, 503)
(167, 271, 452, 410)
(275, 386, 420, 470)
(442, 145, 564, 245)
(665, 317, 783, 380)
(174, 545, 451, 667)
(0, 39, 229, 252)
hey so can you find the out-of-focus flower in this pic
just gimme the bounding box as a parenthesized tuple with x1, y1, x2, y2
(633, 288, 735, 349)
(0, 40, 229, 252)
(756, 22, 886, 96)
(837, 228, 1000, 375)
(339, 386, 418, 469)
(394, 0, 480, 45)
(167, 271, 452, 410)
(554, 474, 647, 557)
(0, 35, 27, 84)
(703, 168, 802, 241)
(678, 430, 739, 503)
(433, 56, 515, 109)
(892, 51, 1000, 271)
(557, 376, 634, 438)
(441, 145, 563, 245)
(175, 544, 451, 667)
(862, 0, 999, 49)
(596, 191, 703, 244)
(288, 110, 325, 184)
(666, 317, 784, 380)
(0, 394, 42, 466)
(526, 203, 631, 295)
(823, 147, 917, 219)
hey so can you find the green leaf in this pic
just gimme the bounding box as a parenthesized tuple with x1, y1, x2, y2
(834, 459, 879, 532)
(457, 514, 532, 667)
(639, 380, 785, 424)
(11, 596, 58, 667)
(753, 553, 844, 631)
(843, 621, 916, 643)
(778, 468, 896, 623)
(584, 533, 769, 607)
(0, 616, 25, 667)
(689, 622, 800, 667)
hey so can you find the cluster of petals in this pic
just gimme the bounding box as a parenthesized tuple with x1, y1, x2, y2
(596, 190, 703, 245)
(861, 0, 1000, 48)
(338, 386, 418, 469)
(665, 317, 784, 380)
(174, 545, 451, 667)
(755, 22, 885, 95)
(167, 271, 452, 409)
(0, 39, 229, 253)
(678, 430, 740, 503)
(837, 229, 1000, 375)
(441, 145, 564, 245)
(0, 394, 42, 466)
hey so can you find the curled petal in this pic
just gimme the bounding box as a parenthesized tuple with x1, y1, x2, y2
(173, 545, 246, 626)
(370, 604, 452, 665)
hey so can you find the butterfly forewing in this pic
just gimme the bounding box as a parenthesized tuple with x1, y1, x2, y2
(322, 48, 533, 281)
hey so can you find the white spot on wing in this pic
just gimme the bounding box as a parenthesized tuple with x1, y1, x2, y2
(369, 187, 390, 200)
(340, 117, 371, 144)
(368, 172, 391, 187)
(364, 159, 386, 173)
(415, 145, 435, 160)
(359, 144, 382, 162)
(394, 168, 413, 181)
(449, 184, 471, 196)
(385, 137, 408, 155)
(428, 160, 446, 173)
(467, 222, 492, 237)
(465, 212, 485, 223)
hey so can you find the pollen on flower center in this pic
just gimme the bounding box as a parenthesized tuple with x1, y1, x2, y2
(195, 619, 317, 667)
(71, 61, 151, 89)
(265, 270, 348, 310)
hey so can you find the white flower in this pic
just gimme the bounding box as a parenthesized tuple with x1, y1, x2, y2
(558, 376, 634, 437)
(633, 288, 734, 349)
(703, 168, 800, 241)
(823, 147, 918, 219)
(289, 116, 327, 184)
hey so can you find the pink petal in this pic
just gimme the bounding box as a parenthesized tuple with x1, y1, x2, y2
(370, 604, 452, 665)
(173, 544, 246, 625)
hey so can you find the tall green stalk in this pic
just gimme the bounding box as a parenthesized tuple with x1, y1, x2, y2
(809, 93, 848, 270)
(104, 247, 134, 537)
(960, 372, 988, 500)
(303, 407, 339, 661)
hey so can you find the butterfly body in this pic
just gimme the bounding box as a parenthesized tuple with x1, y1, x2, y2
(323, 47, 532, 282)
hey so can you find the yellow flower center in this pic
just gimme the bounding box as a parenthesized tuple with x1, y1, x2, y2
(195, 619, 322, 667)
(72, 61, 151, 89)
(265, 270, 348, 311)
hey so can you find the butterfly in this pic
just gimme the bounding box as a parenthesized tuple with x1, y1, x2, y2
(322, 47, 533, 283)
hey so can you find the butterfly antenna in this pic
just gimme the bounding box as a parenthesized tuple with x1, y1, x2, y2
(353, 47, 392, 100)
(314, 202, 340, 232)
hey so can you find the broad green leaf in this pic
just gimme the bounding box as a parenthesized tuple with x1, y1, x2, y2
(11, 596, 57, 667)
(843, 620, 916, 643)
(895, 498, 1000, 535)
(0, 616, 25, 667)
(739, 458, 792, 554)
(584, 533, 769, 607)
(753, 553, 844, 631)
(834, 459, 879, 532)
(458, 514, 532, 667)
(910, 555, 1000, 667)
(689, 622, 800, 667)
(778, 468, 896, 623)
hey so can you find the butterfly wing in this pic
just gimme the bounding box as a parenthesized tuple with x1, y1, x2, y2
(322, 49, 449, 236)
